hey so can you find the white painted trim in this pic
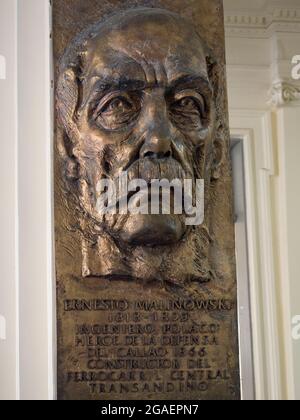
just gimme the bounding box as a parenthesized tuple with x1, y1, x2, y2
(275, 108, 298, 400)
(14, 0, 20, 400)
(46, 0, 56, 401)
(17, 0, 55, 400)
(277, 109, 295, 400)
(230, 110, 282, 400)
(0, 0, 20, 401)
(231, 139, 255, 400)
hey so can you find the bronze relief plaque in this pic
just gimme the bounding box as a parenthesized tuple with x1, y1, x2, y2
(54, 0, 240, 400)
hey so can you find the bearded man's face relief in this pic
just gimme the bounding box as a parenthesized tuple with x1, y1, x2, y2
(57, 8, 223, 283)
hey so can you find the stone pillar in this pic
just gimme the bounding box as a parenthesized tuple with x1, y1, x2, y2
(53, 0, 240, 400)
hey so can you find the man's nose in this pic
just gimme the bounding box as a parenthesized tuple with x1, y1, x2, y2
(140, 133, 172, 159)
(139, 103, 173, 159)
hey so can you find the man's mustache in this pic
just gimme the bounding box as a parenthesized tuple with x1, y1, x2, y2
(108, 157, 193, 209)
(123, 156, 187, 185)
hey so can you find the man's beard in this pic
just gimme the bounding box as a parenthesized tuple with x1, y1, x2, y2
(78, 155, 193, 237)
(75, 154, 213, 286)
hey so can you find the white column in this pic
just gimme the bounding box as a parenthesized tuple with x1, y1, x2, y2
(18, 0, 54, 400)
(268, 26, 300, 400)
(275, 104, 300, 400)
(0, 0, 19, 401)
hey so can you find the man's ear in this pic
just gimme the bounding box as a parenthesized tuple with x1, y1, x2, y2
(56, 66, 81, 143)
(56, 66, 81, 182)
(58, 132, 80, 182)
(205, 53, 224, 181)
(211, 138, 224, 180)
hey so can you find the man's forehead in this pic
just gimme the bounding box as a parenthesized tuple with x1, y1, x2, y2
(82, 10, 209, 86)
(83, 52, 209, 90)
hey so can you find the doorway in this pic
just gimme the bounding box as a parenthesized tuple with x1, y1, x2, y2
(231, 138, 255, 400)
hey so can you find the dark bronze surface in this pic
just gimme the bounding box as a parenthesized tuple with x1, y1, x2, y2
(54, 0, 240, 400)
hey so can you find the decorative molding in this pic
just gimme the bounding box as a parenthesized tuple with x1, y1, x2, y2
(225, 8, 300, 37)
(268, 81, 300, 108)
(229, 110, 283, 400)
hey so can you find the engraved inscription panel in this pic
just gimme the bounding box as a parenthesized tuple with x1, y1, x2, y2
(54, 0, 240, 400)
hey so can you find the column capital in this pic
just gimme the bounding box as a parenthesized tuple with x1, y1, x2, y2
(268, 81, 300, 108)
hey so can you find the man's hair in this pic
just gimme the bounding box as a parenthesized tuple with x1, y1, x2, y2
(56, 7, 227, 186)
(56, 7, 217, 140)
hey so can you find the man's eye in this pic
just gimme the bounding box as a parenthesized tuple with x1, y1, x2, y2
(170, 94, 205, 131)
(172, 96, 203, 114)
(176, 97, 199, 110)
(93, 93, 140, 130)
(102, 97, 132, 113)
